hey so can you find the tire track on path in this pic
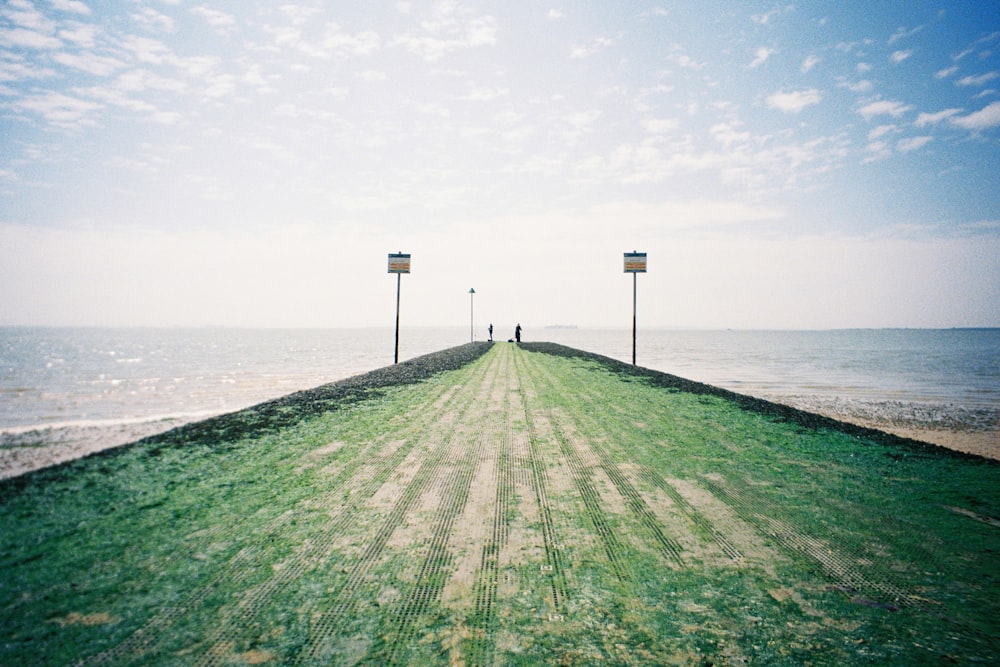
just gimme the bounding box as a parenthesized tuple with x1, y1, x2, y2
(533, 354, 741, 565)
(298, 350, 497, 664)
(190, 384, 468, 666)
(520, 353, 669, 579)
(510, 346, 568, 616)
(80, 368, 469, 667)
(378, 348, 505, 664)
(464, 344, 515, 666)
(701, 473, 996, 657)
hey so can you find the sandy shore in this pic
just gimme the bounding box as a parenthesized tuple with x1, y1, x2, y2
(772, 395, 999, 461)
(0, 418, 202, 480)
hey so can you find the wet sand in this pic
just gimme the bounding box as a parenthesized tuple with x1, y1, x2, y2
(0, 418, 200, 480)
(773, 395, 999, 461)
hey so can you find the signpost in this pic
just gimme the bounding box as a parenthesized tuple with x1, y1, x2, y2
(388, 252, 410, 364)
(468, 287, 476, 342)
(623, 251, 647, 365)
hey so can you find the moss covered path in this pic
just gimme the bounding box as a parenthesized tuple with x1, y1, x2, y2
(2, 342, 998, 665)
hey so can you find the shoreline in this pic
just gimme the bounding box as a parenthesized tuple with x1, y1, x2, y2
(3, 400, 996, 482)
(764, 394, 999, 461)
(0, 417, 203, 480)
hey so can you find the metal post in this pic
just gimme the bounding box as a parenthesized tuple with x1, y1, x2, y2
(469, 289, 475, 342)
(388, 251, 410, 364)
(624, 250, 646, 367)
(394, 272, 401, 364)
(632, 271, 637, 365)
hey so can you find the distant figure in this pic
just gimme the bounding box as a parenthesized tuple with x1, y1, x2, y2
(488, 324, 493, 342)
(515, 323, 522, 343)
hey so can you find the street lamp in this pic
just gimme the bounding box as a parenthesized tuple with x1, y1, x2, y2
(468, 287, 476, 342)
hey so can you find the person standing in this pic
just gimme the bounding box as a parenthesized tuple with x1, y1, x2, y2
(515, 323, 522, 343)
(488, 323, 493, 341)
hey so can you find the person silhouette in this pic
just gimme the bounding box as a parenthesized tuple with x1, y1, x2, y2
(515, 323, 521, 343)
(488, 324, 493, 341)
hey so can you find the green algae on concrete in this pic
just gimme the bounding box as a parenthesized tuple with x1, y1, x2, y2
(1, 342, 997, 665)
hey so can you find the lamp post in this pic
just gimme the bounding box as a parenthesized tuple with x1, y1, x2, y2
(468, 287, 476, 342)
(388, 252, 411, 364)
(623, 251, 647, 365)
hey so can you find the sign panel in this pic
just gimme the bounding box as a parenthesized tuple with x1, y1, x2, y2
(623, 252, 647, 273)
(388, 253, 411, 274)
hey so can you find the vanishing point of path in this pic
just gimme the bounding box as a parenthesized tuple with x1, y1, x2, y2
(1, 342, 998, 665)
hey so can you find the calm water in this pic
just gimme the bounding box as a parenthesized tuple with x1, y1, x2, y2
(1, 327, 998, 432)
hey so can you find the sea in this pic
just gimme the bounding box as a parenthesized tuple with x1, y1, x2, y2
(1, 327, 998, 471)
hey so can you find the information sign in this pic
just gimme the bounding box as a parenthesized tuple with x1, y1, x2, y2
(624, 252, 647, 273)
(388, 253, 411, 274)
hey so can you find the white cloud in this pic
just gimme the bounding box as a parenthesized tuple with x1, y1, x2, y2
(323, 24, 380, 56)
(897, 136, 931, 152)
(394, 13, 497, 61)
(751, 8, 785, 25)
(51, 51, 124, 76)
(49, 0, 91, 14)
(571, 36, 615, 59)
(0, 53, 56, 81)
(3, 0, 56, 33)
(858, 99, 911, 119)
(889, 25, 923, 44)
(130, 7, 175, 33)
(862, 140, 891, 163)
(800, 55, 819, 73)
(868, 124, 896, 140)
(75, 85, 156, 113)
(950, 101, 1000, 130)
(547, 9, 564, 20)
(766, 89, 821, 113)
(956, 71, 999, 87)
(840, 78, 874, 94)
(749, 46, 774, 69)
(115, 68, 186, 93)
(666, 45, 703, 70)
(935, 66, 958, 79)
(643, 117, 679, 134)
(915, 108, 962, 126)
(199, 73, 236, 99)
(57, 24, 98, 48)
(710, 121, 751, 147)
(890, 50, 912, 64)
(120, 36, 176, 65)
(0, 28, 61, 49)
(191, 7, 237, 34)
(14, 90, 102, 126)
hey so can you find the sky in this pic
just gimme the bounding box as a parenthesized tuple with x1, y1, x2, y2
(1, 1, 999, 331)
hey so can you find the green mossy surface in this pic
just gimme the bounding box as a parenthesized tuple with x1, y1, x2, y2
(1, 342, 997, 665)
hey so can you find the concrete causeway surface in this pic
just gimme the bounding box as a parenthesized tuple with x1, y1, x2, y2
(1, 342, 998, 665)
